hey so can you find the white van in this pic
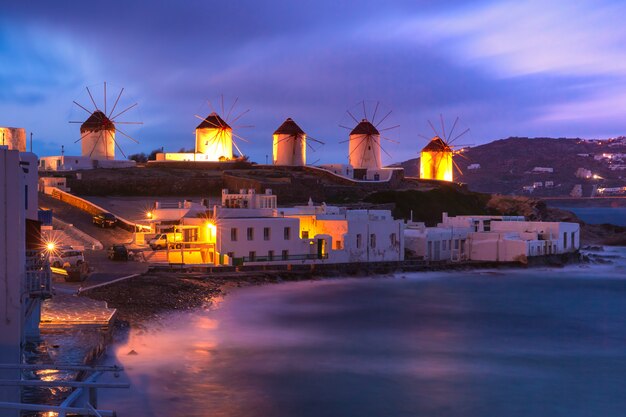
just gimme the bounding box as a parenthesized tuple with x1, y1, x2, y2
(49, 248, 85, 268)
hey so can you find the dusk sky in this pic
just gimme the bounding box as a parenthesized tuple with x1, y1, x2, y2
(2, 0, 626, 165)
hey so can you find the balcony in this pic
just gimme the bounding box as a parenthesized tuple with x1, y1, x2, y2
(25, 250, 52, 299)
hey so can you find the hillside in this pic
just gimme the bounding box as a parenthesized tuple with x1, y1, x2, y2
(400, 137, 626, 196)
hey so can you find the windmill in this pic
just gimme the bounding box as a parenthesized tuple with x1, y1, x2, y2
(272, 118, 324, 166)
(419, 115, 471, 182)
(70, 82, 142, 160)
(339, 100, 399, 170)
(194, 95, 252, 161)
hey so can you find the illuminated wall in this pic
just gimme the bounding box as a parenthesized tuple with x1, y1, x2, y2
(81, 129, 116, 160)
(273, 133, 306, 166)
(0, 127, 26, 152)
(420, 150, 453, 182)
(348, 133, 381, 169)
(195, 128, 233, 161)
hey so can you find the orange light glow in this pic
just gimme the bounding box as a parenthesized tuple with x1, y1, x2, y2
(420, 150, 454, 182)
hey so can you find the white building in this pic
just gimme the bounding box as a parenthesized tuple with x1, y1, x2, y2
(404, 213, 580, 263)
(467, 163, 481, 170)
(140, 188, 404, 266)
(1, 147, 51, 414)
(532, 167, 554, 173)
(38, 176, 70, 193)
(39, 155, 135, 171)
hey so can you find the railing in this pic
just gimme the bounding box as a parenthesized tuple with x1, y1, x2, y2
(0, 363, 127, 417)
(25, 250, 52, 299)
(240, 253, 329, 263)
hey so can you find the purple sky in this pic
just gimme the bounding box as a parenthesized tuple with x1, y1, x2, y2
(2, 0, 626, 165)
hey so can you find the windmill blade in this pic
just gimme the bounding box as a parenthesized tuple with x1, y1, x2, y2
(449, 128, 470, 145)
(310, 158, 320, 165)
(104, 82, 107, 115)
(371, 101, 380, 126)
(418, 133, 431, 140)
(226, 97, 239, 122)
(375, 110, 392, 127)
(428, 120, 440, 137)
(452, 158, 463, 177)
(110, 102, 138, 121)
(73, 101, 95, 117)
(338, 124, 353, 131)
(69, 121, 85, 124)
(108, 87, 124, 119)
(377, 138, 393, 159)
(348, 136, 368, 158)
(230, 124, 255, 129)
(86, 87, 99, 112)
(88, 135, 101, 158)
(382, 136, 399, 144)
(230, 109, 250, 124)
(107, 130, 127, 159)
(220, 94, 225, 117)
(112, 121, 144, 125)
(339, 138, 351, 144)
(346, 109, 359, 124)
(232, 131, 250, 143)
(207, 99, 218, 115)
(194, 114, 222, 129)
(232, 139, 245, 157)
(307, 135, 325, 145)
(74, 129, 93, 144)
(440, 114, 446, 141)
(306, 141, 317, 152)
(447, 117, 460, 143)
(362, 101, 367, 120)
(114, 126, 139, 144)
(379, 124, 400, 132)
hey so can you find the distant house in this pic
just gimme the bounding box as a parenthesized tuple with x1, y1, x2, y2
(545, 181, 554, 188)
(467, 163, 481, 170)
(575, 168, 592, 179)
(533, 181, 543, 188)
(532, 167, 553, 173)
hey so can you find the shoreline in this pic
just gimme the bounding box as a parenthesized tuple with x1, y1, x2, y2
(81, 252, 585, 326)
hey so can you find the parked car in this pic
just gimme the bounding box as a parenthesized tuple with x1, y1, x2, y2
(148, 233, 182, 250)
(49, 248, 85, 268)
(93, 212, 117, 228)
(107, 245, 129, 261)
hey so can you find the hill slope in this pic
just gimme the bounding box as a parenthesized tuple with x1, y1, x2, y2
(400, 137, 626, 196)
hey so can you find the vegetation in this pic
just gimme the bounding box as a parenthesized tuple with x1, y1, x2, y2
(128, 148, 164, 163)
(365, 188, 493, 226)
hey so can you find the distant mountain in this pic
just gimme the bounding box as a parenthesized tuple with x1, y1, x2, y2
(399, 137, 626, 196)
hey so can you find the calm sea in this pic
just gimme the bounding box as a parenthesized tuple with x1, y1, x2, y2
(555, 206, 626, 226)
(100, 247, 626, 417)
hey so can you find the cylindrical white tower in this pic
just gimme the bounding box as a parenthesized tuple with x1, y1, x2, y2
(348, 119, 381, 169)
(80, 111, 116, 160)
(0, 127, 26, 152)
(420, 136, 454, 182)
(272, 118, 306, 166)
(195, 112, 233, 161)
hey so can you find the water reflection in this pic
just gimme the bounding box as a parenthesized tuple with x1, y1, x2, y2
(101, 249, 626, 417)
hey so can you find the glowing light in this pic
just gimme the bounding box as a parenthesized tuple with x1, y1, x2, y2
(146, 211, 153, 219)
(46, 242, 56, 251)
(420, 150, 454, 182)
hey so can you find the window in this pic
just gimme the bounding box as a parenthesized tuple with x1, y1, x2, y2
(230, 228, 238, 242)
(268, 250, 274, 261)
(442, 240, 447, 251)
(484, 220, 491, 232)
(335, 240, 343, 250)
(247, 227, 254, 241)
(454, 240, 459, 250)
(24, 185, 28, 210)
(370, 233, 376, 248)
(571, 232, 575, 249)
(284, 227, 291, 240)
(563, 232, 567, 249)
(356, 234, 362, 249)
(302, 230, 309, 239)
(282, 250, 289, 260)
(249, 251, 256, 261)
(227, 252, 234, 259)
(264, 227, 270, 241)
(390, 233, 397, 246)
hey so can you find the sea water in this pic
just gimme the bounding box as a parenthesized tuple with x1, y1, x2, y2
(556, 206, 626, 227)
(100, 247, 626, 417)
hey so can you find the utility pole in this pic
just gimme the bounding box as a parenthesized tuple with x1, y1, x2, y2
(30, 132, 33, 152)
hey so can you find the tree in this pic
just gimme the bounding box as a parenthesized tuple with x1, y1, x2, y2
(128, 152, 148, 163)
